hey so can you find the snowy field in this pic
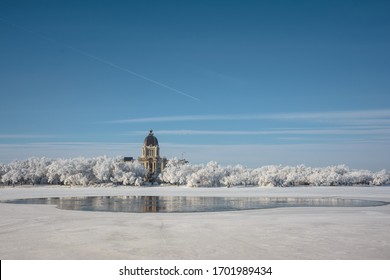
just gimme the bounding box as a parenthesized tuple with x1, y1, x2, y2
(0, 185, 390, 259)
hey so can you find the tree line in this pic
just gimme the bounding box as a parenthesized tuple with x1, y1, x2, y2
(0, 156, 389, 187)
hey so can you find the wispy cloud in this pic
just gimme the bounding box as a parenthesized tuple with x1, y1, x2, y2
(107, 109, 390, 124)
(146, 128, 390, 136)
(0, 134, 63, 139)
(107, 114, 235, 124)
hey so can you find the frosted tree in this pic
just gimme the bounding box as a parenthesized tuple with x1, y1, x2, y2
(0, 163, 10, 184)
(111, 160, 146, 185)
(221, 165, 251, 187)
(47, 158, 65, 185)
(187, 161, 226, 187)
(159, 157, 195, 185)
(93, 156, 113, 183)
(25, 157, 52, 185)
(1, 160, 27, 185)
(371, 170, 390, 186)
(55, 157, 97, 185)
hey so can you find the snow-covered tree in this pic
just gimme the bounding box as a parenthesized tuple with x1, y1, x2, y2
(1, 160, 27, 185)
(111, 160, 146, 186)
(221, 165, 252, 187)
(159, 157, 194, 185)
(0, 163, 10, 184)
(370, 169, 390, 186)
(186, 161, 226, 187)
(93, 156, 113, 183)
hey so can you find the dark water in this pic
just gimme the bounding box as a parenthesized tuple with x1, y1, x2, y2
(1, 196, 388, 213)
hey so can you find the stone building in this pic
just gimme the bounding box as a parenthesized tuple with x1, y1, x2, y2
(138, 130, 167, 181)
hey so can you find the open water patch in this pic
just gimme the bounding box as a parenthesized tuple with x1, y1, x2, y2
(1, 196, 388, 213)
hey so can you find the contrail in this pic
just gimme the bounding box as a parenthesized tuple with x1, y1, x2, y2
(0, 17, 200, 101)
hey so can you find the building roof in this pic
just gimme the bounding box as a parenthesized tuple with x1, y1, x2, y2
(144, 130, 159, 146)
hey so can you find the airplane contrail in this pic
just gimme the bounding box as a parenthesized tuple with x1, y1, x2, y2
(0, 17, 200, 101)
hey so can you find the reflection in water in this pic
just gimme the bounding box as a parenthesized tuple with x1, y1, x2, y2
(1, 196, 388, 213)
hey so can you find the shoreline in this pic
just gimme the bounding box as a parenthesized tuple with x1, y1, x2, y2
(1, 184, 390, 200)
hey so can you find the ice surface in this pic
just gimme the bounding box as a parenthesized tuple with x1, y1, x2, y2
(2, 195, 388, 213)
(0, 185, 390, 259)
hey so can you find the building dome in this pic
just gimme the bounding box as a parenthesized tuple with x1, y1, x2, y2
(144, 130, 159, 146)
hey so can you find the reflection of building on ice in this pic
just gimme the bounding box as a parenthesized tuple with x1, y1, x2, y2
(142, 196, 161, 212)
(138, 130, 167, 181)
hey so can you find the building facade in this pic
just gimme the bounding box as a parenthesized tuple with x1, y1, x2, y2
(138, 130, 167, 181)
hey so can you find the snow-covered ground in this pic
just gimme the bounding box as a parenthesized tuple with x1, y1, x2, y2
(0, 185, 390, 259)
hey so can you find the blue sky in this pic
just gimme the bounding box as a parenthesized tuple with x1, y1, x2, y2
(1, 0, 389, 169)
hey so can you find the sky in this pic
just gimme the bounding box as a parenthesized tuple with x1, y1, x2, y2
(0, 0, 390, 170)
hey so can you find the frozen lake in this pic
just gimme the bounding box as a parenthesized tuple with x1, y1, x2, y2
(2, 195, 388, 213)
(1, 185, 390, 259)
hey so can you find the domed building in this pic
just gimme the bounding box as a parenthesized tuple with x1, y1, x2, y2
(138, 130, 167, 180)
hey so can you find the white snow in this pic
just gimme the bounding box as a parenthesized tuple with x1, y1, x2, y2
(0, 185, 390, 259)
